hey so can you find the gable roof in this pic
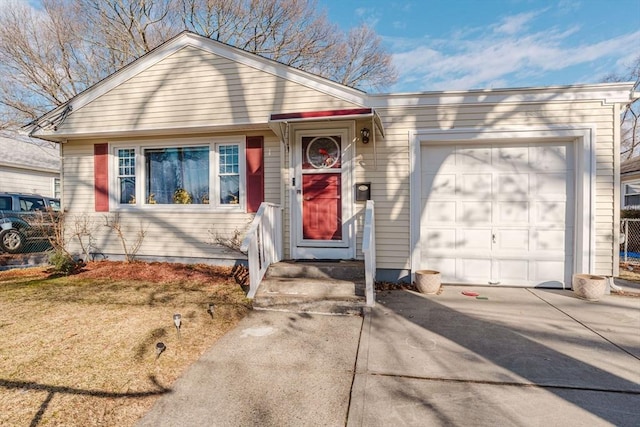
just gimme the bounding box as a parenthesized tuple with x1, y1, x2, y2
(24, 31, 635, 143)
(621, 157, 640, 176)
(27, 31, 369, 141)
(0, 131, 60, 172)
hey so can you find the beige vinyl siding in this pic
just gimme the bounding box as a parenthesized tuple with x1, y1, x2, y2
(261, 133, 282, 205)
(58, 46, 360, 134)
(351, 100, 617, 274)
(0, 167, 58, 197)
(62, 132, 282, 262)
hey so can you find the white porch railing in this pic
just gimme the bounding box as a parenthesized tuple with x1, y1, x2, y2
(240, 202, 282, 298)
(362, 200, 376, 307)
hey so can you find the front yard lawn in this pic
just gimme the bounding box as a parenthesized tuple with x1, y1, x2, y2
(0, 261, 251, 426)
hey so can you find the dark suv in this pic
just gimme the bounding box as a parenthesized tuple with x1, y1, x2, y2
(0, 193, 61, 253)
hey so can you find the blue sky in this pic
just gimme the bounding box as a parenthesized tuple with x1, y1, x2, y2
(320, 0, 640, 92)
(13, 0, 640, 93)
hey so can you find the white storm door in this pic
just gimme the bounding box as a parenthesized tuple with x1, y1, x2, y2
(291, 126, 354, 259)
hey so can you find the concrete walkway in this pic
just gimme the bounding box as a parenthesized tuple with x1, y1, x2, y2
(137, 287, 640, 427)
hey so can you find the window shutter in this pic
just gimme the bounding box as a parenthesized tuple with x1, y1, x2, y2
(94, 143, 109, 212)
(245, 136, 264, 213)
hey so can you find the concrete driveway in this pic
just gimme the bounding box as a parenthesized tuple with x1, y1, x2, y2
(138, 287, 640, 427)
(349, 287, 640, 426)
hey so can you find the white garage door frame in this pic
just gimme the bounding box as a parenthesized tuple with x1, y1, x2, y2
(409, 125, 597, 288)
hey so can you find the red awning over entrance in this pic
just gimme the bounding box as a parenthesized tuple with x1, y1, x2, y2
(268, 108, 385, 141)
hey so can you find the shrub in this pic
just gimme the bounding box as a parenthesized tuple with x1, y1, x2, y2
(621, 209, 640, 219)
(48, 249, 83, 275)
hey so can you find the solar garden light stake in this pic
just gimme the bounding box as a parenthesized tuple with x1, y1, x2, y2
(155, 342, 166, 359)
(173, 313, 182, 338)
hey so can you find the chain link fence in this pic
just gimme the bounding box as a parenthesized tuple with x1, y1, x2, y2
(0, 210, 59, 255)
(620, 218, 640, 266)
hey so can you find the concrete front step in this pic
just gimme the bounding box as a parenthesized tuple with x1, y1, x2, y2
(254, 261, 366, 315)
(265, 260, 365, 281)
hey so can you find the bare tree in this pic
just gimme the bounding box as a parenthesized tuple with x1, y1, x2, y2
(78, 0, 177, 69)
(0, 0, 97, 126)
(604, 55, 640, 160)
(0, 0, 397, 128)
(329, 25, 398, 91)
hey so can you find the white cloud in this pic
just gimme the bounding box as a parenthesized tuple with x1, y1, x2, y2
(354, 7, 380, 27)
(389, 10, 640, 92)
(491, 11, 541, 35)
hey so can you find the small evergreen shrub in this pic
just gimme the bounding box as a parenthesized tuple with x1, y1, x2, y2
(48, 250, 83, 275)
(621, 209, 640, 219)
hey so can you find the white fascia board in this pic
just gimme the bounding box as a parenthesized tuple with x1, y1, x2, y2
(0, 162, 59, 174)
(34, 121, 272, 140)
(369, 82, 636, 108)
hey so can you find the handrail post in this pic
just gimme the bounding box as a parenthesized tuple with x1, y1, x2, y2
(240, 202, 282, 299)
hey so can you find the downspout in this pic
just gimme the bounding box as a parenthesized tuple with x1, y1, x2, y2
(279, 122, 289, 207)
(371, 116, 377, 170)
(613, 102, 621, 278)
(60, 139, 66, 211)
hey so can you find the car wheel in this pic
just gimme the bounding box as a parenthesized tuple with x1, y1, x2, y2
(0, 229, 25, 253)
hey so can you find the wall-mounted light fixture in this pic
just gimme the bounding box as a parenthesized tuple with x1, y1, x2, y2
(360, 127, 370, 144)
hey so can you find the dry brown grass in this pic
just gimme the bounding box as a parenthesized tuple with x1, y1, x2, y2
(0, 261, 251, 426)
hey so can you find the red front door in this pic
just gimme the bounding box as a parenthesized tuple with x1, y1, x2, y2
(300, 135, 343, 243)
(302, 173, 342, 240)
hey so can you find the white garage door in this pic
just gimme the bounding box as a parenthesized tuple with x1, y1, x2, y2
(420, 142, 574, 287)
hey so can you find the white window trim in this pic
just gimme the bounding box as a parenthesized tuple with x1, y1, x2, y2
(115, 147, 137, 206)
(622, 180, 640, 208)
(51, 177, 61, 199)
(109, 136, 246, 212)
(213, 140, 246, 210)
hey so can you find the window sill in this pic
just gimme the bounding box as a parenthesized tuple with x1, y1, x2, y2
(112, 204, 246, 213)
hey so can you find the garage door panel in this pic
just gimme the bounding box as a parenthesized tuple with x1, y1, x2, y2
(422, 173, 456, 198)
(495, 259, 529, 282)
(422, 228, 456, 249)
(497, 201, 530, 222)
(458, 229, 492, 250)
(536, 173, 571, 197)
(530, 145, 569, 171)
(421, 141, 573, 287)
(497, 174, 529, 197)
(457, 147, 491, 168)
(423, 201, 456, 224)
(425, 146, 457, 170)
(461, 173, 492, 196)
(536, 201, 567, 223)
(494, 146, 529, 170)
(459, 201, 492, 224)
(535, 260, 566, 282)
(495, 229, 529, 250)
(534, 229, 566, 251)
(457, 258, 492, 283)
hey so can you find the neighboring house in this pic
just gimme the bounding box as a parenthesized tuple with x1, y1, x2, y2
(26, 32, 635, 287)
(0, 131, 60, 198)
(620, 157, 640, 209)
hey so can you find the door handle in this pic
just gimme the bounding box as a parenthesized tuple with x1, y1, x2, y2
(492, 233, 496, 244)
